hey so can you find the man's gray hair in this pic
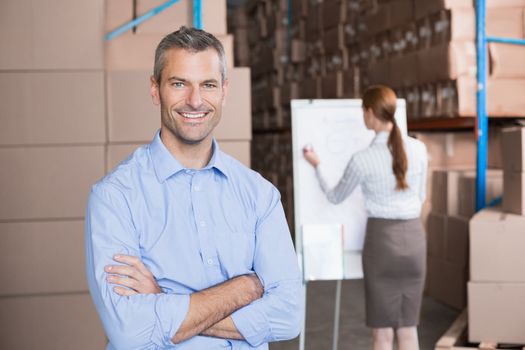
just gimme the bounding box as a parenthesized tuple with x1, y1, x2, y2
(153, 26, 227, 85)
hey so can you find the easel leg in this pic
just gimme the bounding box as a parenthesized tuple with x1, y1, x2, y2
(299, 281, 307, 350)
(332, 280, 342, 350)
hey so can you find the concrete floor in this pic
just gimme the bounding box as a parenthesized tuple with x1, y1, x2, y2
(270, 279, 460, 350)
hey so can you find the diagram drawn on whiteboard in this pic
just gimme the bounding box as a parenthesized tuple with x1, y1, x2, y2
(291, 99, 407, 280)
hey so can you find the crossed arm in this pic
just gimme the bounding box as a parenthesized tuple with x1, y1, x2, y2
(105, 254, 262, 343)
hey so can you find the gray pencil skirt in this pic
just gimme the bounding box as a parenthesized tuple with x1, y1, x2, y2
(362, 217, 427, 329)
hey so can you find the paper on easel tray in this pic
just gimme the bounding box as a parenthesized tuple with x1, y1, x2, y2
(302, 224, 344, 281)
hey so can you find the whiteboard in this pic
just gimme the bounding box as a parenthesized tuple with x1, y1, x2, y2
(292, 99, 407, 280)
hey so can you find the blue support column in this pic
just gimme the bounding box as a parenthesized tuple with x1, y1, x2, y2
(475, 0, 488, 212)
(193, 0, 202, 29)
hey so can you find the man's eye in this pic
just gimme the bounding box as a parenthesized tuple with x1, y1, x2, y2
(172, 82, 184, 88)
(203, 83, 216, 89)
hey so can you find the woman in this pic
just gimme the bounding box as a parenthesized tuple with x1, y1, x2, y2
(303, 85, 428, 350)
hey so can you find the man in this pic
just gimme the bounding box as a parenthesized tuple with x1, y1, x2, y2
(85, 26, 304, 349)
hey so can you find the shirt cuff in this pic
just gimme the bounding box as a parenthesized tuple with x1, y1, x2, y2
(231, 300, 271, 347)
(151, 293, 191, 348)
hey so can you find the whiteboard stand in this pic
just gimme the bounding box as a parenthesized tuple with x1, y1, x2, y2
(299, 224, 344, 350)
(299, 279, 341, 350)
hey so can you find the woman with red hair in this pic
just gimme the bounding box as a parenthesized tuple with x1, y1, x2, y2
(304, 85, 428, 350)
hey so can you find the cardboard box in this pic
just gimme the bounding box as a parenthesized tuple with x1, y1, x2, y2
(0, 0, 103, 70)
(364, 3, 390, 35)
(469, 282, 525, 344)
(105, 32, 233, 70)
(299, 76, 321, 99)
(503, 171, 525, 215)
(431, 9, 476, 44)
(105, 0, 133, 32)
(426, 257, 468, 310)
(455, 77, 525, 117)
(457, 170, 503, 218)
(489, 43, 525, 78)
(427, 212, 447, 258)
(431, 169, 468, 215)
(389, 52, 419, 88)
(321, 71, 344, 98)
(367, 59, 391, 86)
(342, 66, 360, 98)
(411, 132, 476, 168)
(415, 0, 471, 19)
(136, 0, 227, 35)
(107, 67, 251, 142)
(0, 146, 105, 220)
(470, 207, 525, 282)
(445, 216, 469, 266)
(108, 140, 250, 170)
(322, 0, 346, 30)
(388, 0, 415, 28)
(279, 82, 299, 106)
(488, 125, 504, 169)
(0, 72, 105, 146)
(323, 25, 345, 55)
(0, 294, 106, 350)
(486, 7, 525, 39)
(0, 220, 86, 296)
(417, 42, 476, 84)
(501, 127, 525, 172)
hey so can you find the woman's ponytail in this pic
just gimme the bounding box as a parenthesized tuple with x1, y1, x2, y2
(388, 120, 408, 190)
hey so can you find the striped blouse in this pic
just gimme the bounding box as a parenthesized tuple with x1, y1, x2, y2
(315, 131, 428, 220)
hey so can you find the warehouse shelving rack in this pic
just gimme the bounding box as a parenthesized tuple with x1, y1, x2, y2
(475, 0, 525, 211)
(104, 0, 203, 41)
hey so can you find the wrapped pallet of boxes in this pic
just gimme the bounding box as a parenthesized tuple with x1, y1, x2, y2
(469, 207, 525, 344)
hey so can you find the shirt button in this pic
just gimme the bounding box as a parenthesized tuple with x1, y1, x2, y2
(207, 258, 213, 265)
(193, 185, 200, 191)
(200, 221, 206, 227)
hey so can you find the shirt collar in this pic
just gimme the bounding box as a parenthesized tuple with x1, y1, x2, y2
(371, 131, 390, 145)
(149, 130, 229, 182)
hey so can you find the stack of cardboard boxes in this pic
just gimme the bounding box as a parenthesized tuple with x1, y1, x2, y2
(229, 0, 297, 232)
(233, 0, 525, 123)
(468, 127, 525, 344)
(425, 168, 503, 310)
(0, 0, 106, 348)
(106, 0, 252, 169)
(0, 1, 252, 348)
(364, 0, 525, 119)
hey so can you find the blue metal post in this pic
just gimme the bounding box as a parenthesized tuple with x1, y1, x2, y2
(475, 0, 488, 212)
(193, 0, 202, 29)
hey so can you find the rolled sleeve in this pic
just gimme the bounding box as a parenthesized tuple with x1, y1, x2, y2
(85, 185, 190, 349)
(231, 185, 304, 347)
(151, 293, 191, 348)
(231, 299, 270, 346)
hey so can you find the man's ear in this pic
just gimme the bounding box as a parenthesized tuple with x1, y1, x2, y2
(221, 78, 229, 107)
(150, 75, 160, 106)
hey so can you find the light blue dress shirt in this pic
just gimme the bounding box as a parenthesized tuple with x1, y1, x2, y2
(85, 131, 304, 350)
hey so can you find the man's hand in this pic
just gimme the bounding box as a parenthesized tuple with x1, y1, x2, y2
(105, 254, 161, 296)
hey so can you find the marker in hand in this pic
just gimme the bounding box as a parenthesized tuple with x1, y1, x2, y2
(303, 143, 313, 153)
(302, 144, 320, 168)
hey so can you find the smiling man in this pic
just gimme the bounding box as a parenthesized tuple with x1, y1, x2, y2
(85, 27, 303, 350)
